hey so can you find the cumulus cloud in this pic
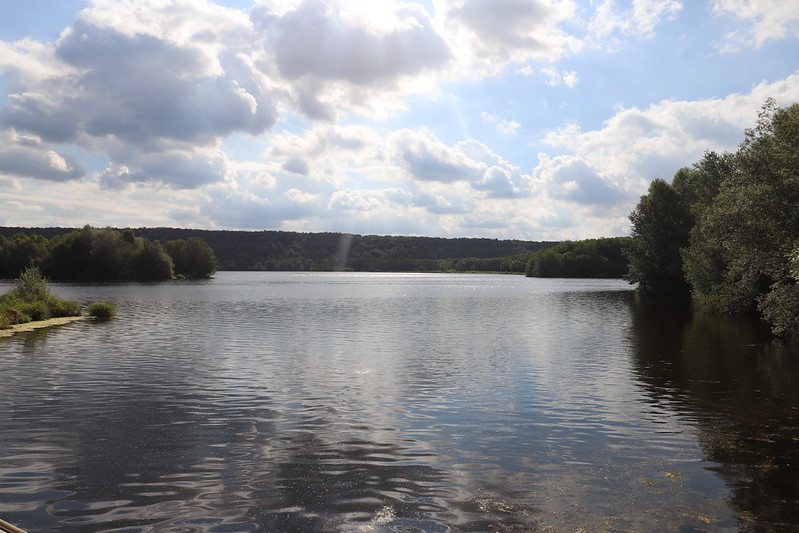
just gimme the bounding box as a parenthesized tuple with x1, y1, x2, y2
(540, 73, 799, 196)
(253, 0, 452, 120)
(534, 153, 626, 205)
(712, 0, 799, 48)
(391, 128, 484, 183)
(0, 129, 85, 181)
(0, 0, 276, 189)
(439, 0, 582, 73)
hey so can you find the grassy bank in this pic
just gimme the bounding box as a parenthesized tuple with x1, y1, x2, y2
(0, 266, 117, 330)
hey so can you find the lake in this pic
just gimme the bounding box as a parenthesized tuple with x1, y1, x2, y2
(1, 272, 798, 532)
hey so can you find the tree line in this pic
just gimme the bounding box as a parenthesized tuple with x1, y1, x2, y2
(0, 226, 217, 280)
(624, 100, 799, 336)
(525, 237, 629, 278)
(1, 227, 554, 274)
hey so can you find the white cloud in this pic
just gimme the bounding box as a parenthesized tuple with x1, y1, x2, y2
(0, 0, 276, 188)
(540, 72, 799, 198)
(253, 0, 452, 120)
(482, 112, 522, 135)
(541, 66, 579, 87)
(438, 0, 583, 74)
(712, 0, 799, 48)
(0, 129, 85, 181)
(588, 0, 682, 48)
(391, 128, 484, 183)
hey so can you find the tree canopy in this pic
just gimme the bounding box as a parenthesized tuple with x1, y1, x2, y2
(626, 99, 799, 335)
(0, 226, 218, 281)
(526, 237, 629, 279)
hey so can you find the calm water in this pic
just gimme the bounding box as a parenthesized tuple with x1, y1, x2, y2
(1, 272, 798, 532)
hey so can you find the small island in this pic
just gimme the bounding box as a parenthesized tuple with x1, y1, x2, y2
(0, 266, 116, 337)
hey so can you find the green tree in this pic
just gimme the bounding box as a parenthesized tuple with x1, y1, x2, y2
(132, 239, 174, 280)
(682, 100, 799, 334)
(166, 238, 217, 278)
(624, 178, 693, 296)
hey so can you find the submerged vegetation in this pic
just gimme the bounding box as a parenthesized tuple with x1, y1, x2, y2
(625, 100, 799, 335)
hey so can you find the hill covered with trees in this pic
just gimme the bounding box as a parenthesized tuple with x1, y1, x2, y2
(0, 227, 554, 274)
(624, 100, 799, 336)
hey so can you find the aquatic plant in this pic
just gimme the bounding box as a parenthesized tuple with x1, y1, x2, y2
(87, 301, 117, 320)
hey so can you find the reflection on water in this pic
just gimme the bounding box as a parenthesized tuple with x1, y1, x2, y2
(0, 272, 797, 532)
(629, 297, 799, 530)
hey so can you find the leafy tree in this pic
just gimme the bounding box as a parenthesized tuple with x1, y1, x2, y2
(0, 233, 51, 278)
(526, 238, 628, 278)
(682, 100, 799, 335)
(624, 178, 693, 296)
(132, 238, 174, 280)
(166, 238, 217, 278)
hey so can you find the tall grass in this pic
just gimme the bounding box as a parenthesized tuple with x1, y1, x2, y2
(87, 302, 117, 320)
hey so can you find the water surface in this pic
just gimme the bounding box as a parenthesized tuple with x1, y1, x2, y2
(1, 272, 797, 532)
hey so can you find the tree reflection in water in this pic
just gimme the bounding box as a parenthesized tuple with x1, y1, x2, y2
(628, 297, 799, 530)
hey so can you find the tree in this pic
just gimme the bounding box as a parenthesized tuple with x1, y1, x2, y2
(624, 178, 692, 297)
(682, 100, 799, 334)
(166, 238, 217, 278)
(132, 239, 174, 280)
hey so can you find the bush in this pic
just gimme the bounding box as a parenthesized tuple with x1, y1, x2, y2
(18, 300, 49, 321)
(14, 266, 50, 300)
(88, 301, 117, 319)
(2, 308, 29, 326)
(47, 297, 82, 318)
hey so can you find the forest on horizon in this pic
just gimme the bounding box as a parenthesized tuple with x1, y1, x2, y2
(0, 226, 558, 274)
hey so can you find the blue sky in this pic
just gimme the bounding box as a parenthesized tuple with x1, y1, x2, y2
(1, 0, 797, 240)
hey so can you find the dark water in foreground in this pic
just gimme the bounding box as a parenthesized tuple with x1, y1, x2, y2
(1, 272, 798, 532)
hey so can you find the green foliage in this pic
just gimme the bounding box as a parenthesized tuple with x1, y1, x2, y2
(624, 178, 693, 296)
(166, 238, 218, 278)
(627, 99, 799, 335)
(2, 226, 553, 274)
(18, 300, 48, 321)
(88, 301, 117, 319)
(47, 296, 82, 318)
(13, 266, 50, 300)
(682, 101, 799, 330)
(526, 237, 629, 278)
(0, 233, 51, 278)
(31, 226, 178, 281)
(0, 267, 81, 327)
(133, 239, 174, 280)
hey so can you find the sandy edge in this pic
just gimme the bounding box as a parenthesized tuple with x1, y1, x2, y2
(0, 315, 89, 338)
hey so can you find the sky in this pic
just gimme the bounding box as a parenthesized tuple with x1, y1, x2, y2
(0, 0, 798, 240)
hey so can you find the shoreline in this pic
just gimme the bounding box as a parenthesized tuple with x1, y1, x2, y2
(0, 315, 88, 338)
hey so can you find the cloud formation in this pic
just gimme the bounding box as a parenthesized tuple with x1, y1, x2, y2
(713, 0, 799, 48)
(1, 0, 275, 188)
(439, 0, 582, 72)
(0, 0, 798, 240)
(0, 129, 86, 182)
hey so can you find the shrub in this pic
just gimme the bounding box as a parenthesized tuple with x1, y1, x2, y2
(47, 297, 82, 318)
(18, 300, 49, 321)
(13, 266, 50, 300)
(3, 308, 29, 325)
(88, 301, 117, 319)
